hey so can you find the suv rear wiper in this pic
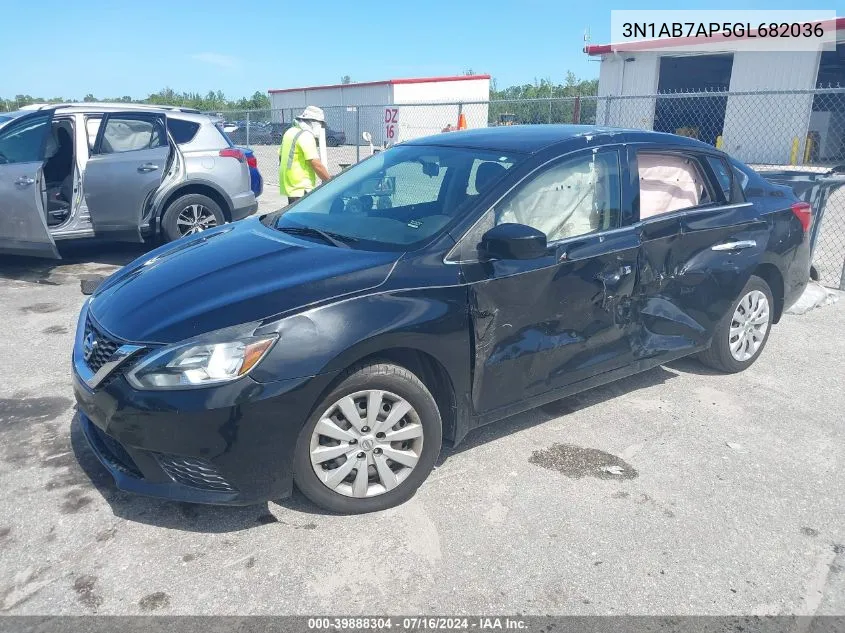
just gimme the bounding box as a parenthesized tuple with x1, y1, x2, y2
(277, 225, 357, 248)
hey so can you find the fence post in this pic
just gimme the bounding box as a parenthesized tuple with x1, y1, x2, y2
(573, 95, 581, 124)
(246, 112, 250, 147)
(604, 96, 611, 125)
(458, 102, 463, 127)
(355, 106, 361, 164)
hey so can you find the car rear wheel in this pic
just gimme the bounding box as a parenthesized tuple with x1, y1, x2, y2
(293, 362, 442, 514)
(161, 194, 226, 242)
(698, 275, 774, 373)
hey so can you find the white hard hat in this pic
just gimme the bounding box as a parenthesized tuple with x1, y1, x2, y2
(295, 105, 326, 123)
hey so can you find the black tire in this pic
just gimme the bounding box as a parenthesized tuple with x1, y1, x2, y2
(161, 193, 226, 243)
(293, 362, 442, 514)
(698, 275, 774, 374)
(326, 135, 340, 147)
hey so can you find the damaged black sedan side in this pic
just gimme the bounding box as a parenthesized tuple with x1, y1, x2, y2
(73, 126, 812, 514)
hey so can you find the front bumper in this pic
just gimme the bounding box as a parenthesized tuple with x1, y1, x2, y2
(73, 351, 338, 506)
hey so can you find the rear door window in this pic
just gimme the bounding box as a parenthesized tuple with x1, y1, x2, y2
(97, 116, 167, 154)
(636, 152, 715, 219)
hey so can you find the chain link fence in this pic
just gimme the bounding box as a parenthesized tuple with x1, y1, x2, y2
(214, 88, 845, 289)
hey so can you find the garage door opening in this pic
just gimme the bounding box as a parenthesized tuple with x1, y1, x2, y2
(809, 43, 845, 163)
(654, 54, 733, 146)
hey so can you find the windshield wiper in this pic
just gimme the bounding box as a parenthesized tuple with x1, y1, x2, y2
(277, 226, 357, 248)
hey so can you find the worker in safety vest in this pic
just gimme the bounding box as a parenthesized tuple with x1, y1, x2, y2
(278, 105, 331, 202)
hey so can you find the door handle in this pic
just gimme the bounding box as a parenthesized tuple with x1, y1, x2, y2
(137, 163, 159, 173)
(711, 240, 756, 251)
(14, 176, 35, 186)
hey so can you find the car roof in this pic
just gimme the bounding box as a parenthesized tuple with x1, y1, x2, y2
(402, 124, 717, 154)
(17, 102, 204, 116)
(19, 103, 212, 124)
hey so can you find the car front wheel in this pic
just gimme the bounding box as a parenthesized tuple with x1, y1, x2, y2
(293, 362, 442, 514)
(698, 275, 774, 373)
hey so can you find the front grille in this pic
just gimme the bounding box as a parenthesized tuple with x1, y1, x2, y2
(154, 454, 237, 493)
(87, 421, 143, 478)
(83, 317, 121, 373)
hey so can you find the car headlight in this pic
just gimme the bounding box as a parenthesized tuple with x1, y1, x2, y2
(126, 335, 277, 390)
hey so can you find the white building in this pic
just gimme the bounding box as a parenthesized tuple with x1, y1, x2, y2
(268, 75, 490, 146)
(587, 19, 845, 164)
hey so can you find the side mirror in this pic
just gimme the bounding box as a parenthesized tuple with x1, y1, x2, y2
(480, 223, 547, 260)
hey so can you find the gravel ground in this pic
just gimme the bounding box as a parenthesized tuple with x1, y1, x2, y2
(0, 246, 843, 616)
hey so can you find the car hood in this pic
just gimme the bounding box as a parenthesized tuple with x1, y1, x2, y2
(89, 218, 400, 343)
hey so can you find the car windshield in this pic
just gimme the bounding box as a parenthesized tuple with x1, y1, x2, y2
(0, 111, 27, 128)
(263, 144, 521, 251)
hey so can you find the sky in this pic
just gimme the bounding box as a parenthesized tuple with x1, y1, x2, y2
(0, 0, 823, 100)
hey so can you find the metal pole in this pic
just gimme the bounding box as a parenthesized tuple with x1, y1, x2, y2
(246, 112, 250, 147)
(840, 254, 845, 291)
(355, 106, 361, 164)
(604, 96, 611, 125)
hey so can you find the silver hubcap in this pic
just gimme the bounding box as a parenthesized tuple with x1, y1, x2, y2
(176, 204, 217, 236)
(729, 290, 770, 362)
(310, 390, 424, 498)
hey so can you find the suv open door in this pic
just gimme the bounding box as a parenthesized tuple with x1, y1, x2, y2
(0, 110, 60, 258)
(84, 112, 171, 242)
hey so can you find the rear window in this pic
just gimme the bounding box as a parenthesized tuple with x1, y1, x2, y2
(167, 119, 200, 144)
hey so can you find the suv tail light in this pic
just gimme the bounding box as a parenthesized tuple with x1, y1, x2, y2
(219, 148, 246, 162)
(791, 201, 812, 232)
(246, 154, 257, 169)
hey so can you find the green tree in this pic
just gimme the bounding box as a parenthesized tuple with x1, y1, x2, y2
(341, 75, 352, 85)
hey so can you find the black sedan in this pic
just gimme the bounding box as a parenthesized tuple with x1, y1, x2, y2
(73, 125, 813, 513)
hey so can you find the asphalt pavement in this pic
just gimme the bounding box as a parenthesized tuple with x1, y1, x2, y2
(0, 246, 843, 615)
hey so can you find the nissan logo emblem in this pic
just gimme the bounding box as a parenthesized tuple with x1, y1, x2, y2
(82, 331, 98, 362)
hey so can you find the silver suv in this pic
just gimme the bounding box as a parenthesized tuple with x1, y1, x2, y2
(0, 102, 257, 258)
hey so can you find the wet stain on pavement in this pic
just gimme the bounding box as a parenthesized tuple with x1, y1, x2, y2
(19, 303, 61, 314)
(256, 513, 279, 525)
(802, 527, 820, 537)
(181, 553, 204, 563)
(245, 556, 256, 568)
(42, 325, 68, 335)
(61, 490, 93, 514)
(0, 527, 10, 543)
(529, 444, 638, 480)
(833, 544, 844, 554)
(73, 575, 103, 611)
(139, 592, 170, 611)
(0, 397, 72, 432)
(612, 491, 630, 499)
